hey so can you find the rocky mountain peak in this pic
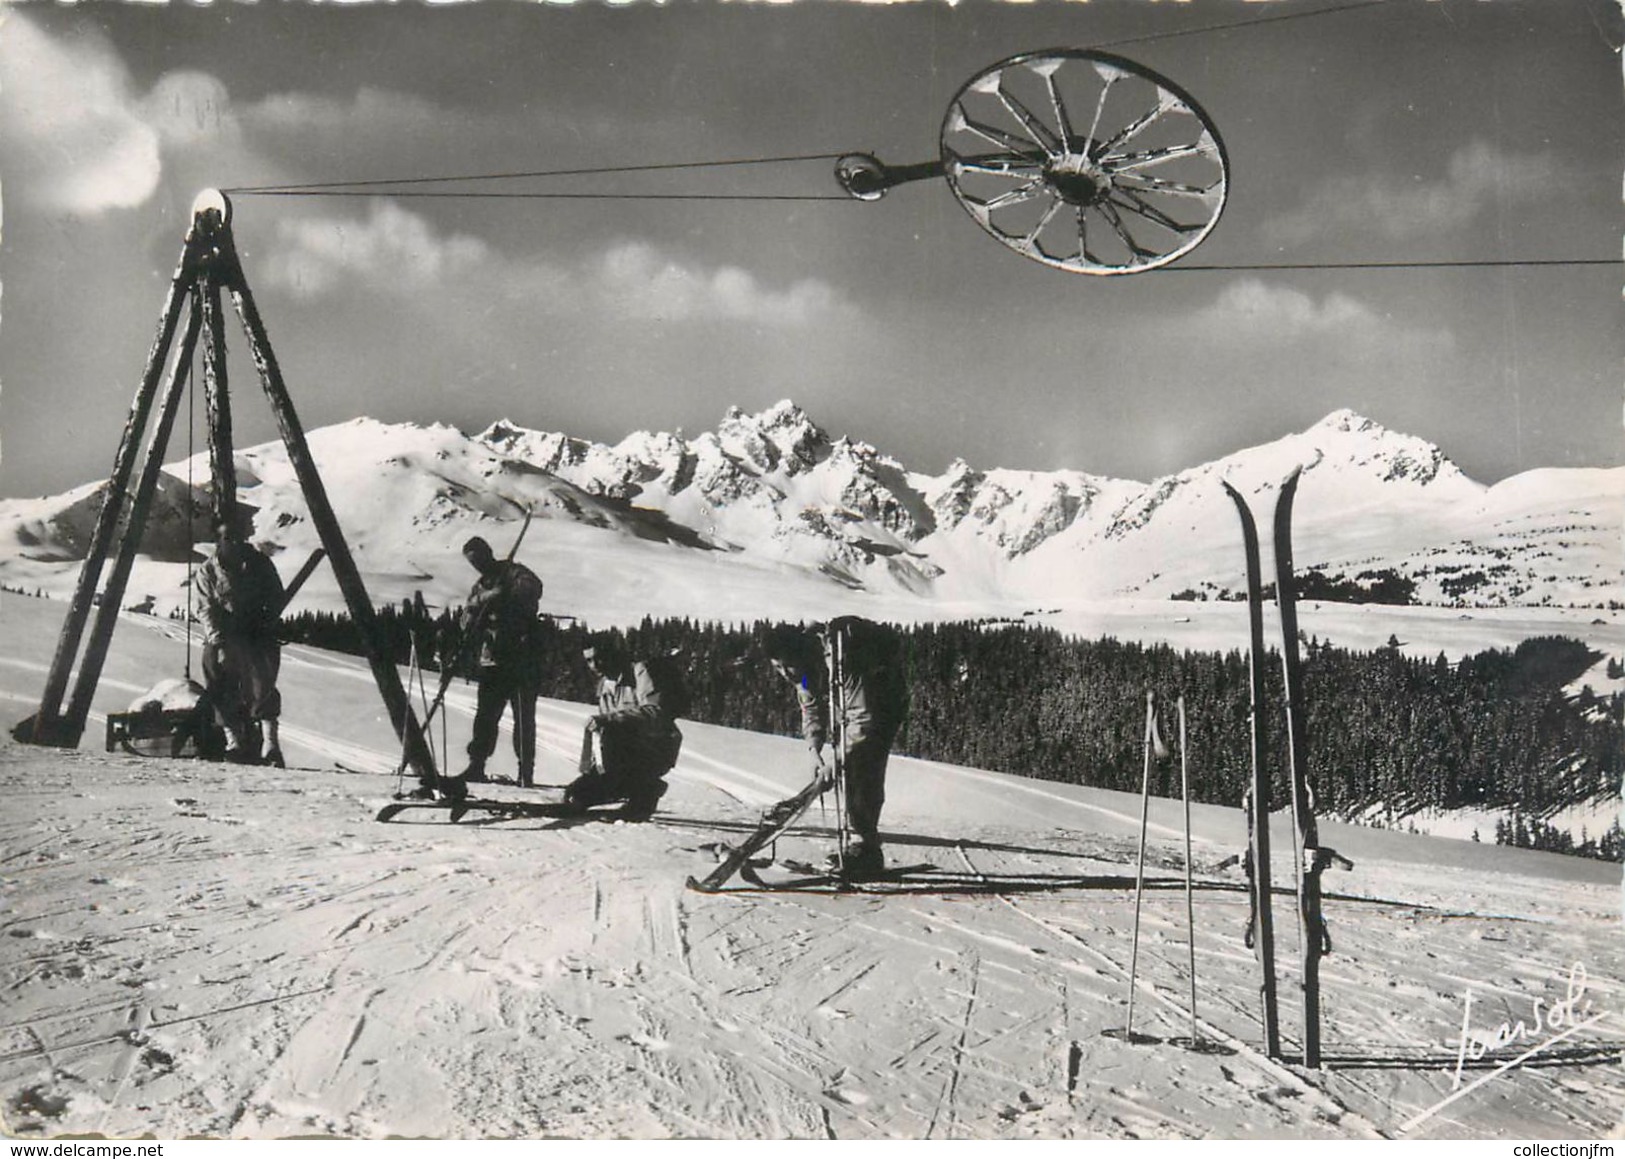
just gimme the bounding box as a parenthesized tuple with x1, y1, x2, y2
(927, 459, 987, 529)
(1316, 407, 1381, 436)
(716, 400, 829, 477)
(1305, 408, 1464, 489)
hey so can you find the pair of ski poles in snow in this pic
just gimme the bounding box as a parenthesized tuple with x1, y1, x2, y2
(823, 626, 851, 863)
(1124, 689, 1203, 1048)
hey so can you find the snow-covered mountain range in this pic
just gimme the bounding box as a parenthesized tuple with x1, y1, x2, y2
(1, 402, 1619, 626)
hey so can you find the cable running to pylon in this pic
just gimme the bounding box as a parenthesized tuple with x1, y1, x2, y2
(1088, 0, 1393, 53)
(225, 2, 1393, 200)
(228, 190, 853, 202)
(222, 153, 851, 196)
(214, 0, 1619, 274)
(1162, 258, 1621, 272)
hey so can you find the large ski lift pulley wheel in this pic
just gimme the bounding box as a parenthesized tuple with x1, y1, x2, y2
(836, 49, 1229, 275)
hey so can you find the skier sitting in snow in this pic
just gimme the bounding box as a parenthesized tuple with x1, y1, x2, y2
(764, 617, 908, 881)
(457, 535, 544, 789)
(563, 634, 683, 821)
(196, 511, 286, 767)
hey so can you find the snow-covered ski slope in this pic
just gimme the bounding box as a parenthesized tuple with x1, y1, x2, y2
(0, 594, 1619, 1140)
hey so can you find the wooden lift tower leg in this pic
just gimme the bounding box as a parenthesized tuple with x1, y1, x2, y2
(20, 220, 207, 746)
(16, 191, 439, 789)
(61, 303, 205, 741)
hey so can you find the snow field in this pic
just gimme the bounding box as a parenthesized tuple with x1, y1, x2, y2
(0, 594, 1620, 1139)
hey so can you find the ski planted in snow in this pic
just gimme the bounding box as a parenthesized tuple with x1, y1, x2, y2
(1221, 478, 1281, 1060)
(1272, 466, 1341, 1069)
(685, 771, 830, 894)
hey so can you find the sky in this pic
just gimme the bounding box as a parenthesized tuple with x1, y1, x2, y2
(0, 0, 1620, 501)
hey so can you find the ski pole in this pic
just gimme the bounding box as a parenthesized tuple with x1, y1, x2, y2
(415, 592, 449, 766)
(1125, 689, 1156, 1040)
(398, 616, 434, 796)
(1179, 694, 1199, 1045)
(828, 625, 850, 863)
(389, 592, 449, 795)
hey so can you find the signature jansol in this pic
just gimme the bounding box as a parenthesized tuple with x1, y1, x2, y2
(1400, 960, 1610, 1133)
(1453, 960, 1596, 1088)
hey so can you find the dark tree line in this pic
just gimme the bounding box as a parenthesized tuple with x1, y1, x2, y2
(1493, 813, 1623, 861)
(280, 607, 1621, 861)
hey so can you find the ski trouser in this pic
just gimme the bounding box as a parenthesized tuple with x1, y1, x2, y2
(585, 716, 681, 781)
(567, 717, 680, 808)
(840, 731, 893, 853)
(203, 633, 281, 748)
(467, 663, 539, 777)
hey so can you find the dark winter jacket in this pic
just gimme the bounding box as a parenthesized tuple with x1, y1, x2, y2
(794, 617, 908, 749)
(197, 542, 284, 645)
(461, 560, 542, 668)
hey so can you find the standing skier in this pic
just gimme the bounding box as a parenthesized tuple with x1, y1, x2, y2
(764, 617, 908, 880)
(197, 512, 286, 767)
(457, 535, 543, 788)
(563, 634, 684, 820)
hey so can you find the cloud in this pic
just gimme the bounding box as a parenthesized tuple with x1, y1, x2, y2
(262, 202, 493, 299)
(0, 16, 255, 217)
(141, 71, 244, 150)
(1189, 278, 1456, 353)
(0, 16, 162, 215)
(242, 86, 448, 143)
(593, 240, 848, 325)
(260, 203, 851, 328)
(1265, 140, 1567, 247)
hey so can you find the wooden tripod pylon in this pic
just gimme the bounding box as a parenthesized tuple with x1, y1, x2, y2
(14, 190, 439, 788)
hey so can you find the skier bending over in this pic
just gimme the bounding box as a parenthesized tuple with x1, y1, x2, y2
(457, 535, 544, 788)
(564, 635, 683, 820)
(196, 511, 286, 767)
(763, 617, 908, 880)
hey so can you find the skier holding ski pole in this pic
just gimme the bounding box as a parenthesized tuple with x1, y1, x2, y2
(763, 618, 907, 881)
(454, 533, 543, 788)
(401, 511, 536, 799)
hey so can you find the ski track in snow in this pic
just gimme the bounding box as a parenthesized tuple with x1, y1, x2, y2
(0, 595, 1620, 1140)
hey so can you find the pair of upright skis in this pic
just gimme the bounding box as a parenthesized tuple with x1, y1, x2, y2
(1224, 467, 1349, 1070)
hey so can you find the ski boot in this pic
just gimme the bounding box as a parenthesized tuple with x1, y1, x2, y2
(620, 779, 669, 823)
(561, 767, 610, 813)
(826, 842, 885, 882)
(406, 776, 468, 802)
(261, 721, 285, 768)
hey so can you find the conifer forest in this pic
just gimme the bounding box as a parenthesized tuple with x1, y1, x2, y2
(281, 605, 1623, 861)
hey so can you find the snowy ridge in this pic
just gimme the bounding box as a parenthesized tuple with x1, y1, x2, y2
(0, 402, 1619, 624)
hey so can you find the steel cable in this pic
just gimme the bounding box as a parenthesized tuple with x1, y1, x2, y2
(212, 0, 1617, 271)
